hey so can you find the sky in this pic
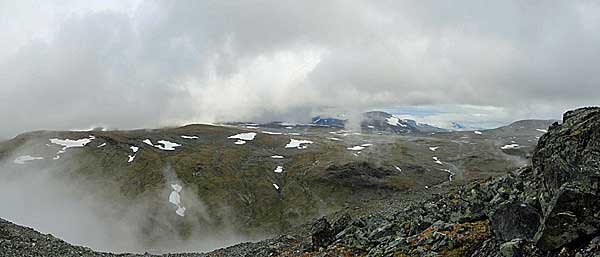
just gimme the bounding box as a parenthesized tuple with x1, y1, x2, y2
(1, 0, 599, 138)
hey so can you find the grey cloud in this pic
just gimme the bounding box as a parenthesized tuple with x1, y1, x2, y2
(1, 0, 599, 138)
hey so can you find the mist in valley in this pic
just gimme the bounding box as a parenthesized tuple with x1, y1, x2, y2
(0, 142, 251, 254)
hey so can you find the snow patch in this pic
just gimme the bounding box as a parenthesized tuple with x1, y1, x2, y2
(271, 155, 284, 159)
(500, 144, 520, 150)
(347, 146, 365, 151)
(13, 155, 44, 164)
(441, 169, 455, 181)
(175, 207, 186, 217)
(386, 116, 407, 127)
(181, 135, 199, 139)
(394, 166, 402, 172)
(429, 146, 439, 151)
(474, 131, 483, 135)
(327, 137, 341, 141)
(155, 140, 181, 151)
(285, 139, 313, 149)
(433, 157, 443, 165)
(97, 143, 106, 148)
(49, 136, 95, 150)
(171, 184, 183, 192)
(49, 135, 95, 158)
(228, 132, 257, 144)
(272, 183, 280, 190)
(143, 139, 153, 146)
(262, 131, 283, 135)
(273, 166, 284, 173)
(536, 129, 548, 133)
(168, 184, 185, 217)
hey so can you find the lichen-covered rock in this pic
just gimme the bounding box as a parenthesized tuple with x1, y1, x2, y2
(491, 201, 541, 241)
(310, 217, 334, 250)
(533, 107, 600, 206)
(499, 239, 524, 257)
(534, 186, 600, 251)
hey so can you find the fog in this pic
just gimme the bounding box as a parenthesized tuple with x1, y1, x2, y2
(0, 142, 250, 254)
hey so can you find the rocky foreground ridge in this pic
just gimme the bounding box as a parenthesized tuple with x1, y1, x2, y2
(1, 107, 599, 256)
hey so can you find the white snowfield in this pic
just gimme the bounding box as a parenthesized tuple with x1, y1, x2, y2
(273, 166, 284, 173)
(429, 147, 439, 151)
(228, 132, 257, 141)
(13, 155, 44, 164)
(433, 157, 443, 165)
(234, 140, 246, 145)
(271, 155, 284, 159)
(386, 116, 407, 127)
(394, 166, 402, 172)
(50, 136, 95, 150)
(536, 129, 548, 133)
(285, 139, 313, 149)
(143, 138, 182, 150)
(49, 135, 95, 159)
(181, 135, 199, 139)
(474, 131, 483, 135)
(97, 143, 107, 148)
(361, 143, 373, 147)
(155, 140, 181, 151)
(168, 183, 186, 217)
(500, 144, 520, 150)
(272, 183, 280, 190)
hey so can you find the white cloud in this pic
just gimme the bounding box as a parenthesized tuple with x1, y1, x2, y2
(0, 1, 598, 137)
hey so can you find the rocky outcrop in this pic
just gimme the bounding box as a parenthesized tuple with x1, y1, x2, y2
(532, 107, 600, 251)
(533, 107, 600, 204)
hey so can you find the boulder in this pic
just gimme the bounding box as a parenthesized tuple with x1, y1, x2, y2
(491, 201, 541, 241)
(534, 186, 600, 251)
(332, 213, 352, 236)
(311, 217, 334, 250)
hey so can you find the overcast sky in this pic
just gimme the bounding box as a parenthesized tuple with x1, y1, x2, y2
(1, 0, 599, 138)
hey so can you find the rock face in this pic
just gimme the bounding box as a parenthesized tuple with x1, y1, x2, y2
(532, 107, 600, 251)
(534, 186, 600, 251)
(533, 107, 600, 203)
(491, 201, 541, 241)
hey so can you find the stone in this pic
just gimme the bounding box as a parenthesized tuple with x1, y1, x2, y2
(534, 186, 600, 251)
(499, 239, 524, 257)
(491, 201, 541, 241)
(311, 217, 334, 250)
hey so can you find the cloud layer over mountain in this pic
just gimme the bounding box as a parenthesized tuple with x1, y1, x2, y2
(1, 0, 599, 138)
